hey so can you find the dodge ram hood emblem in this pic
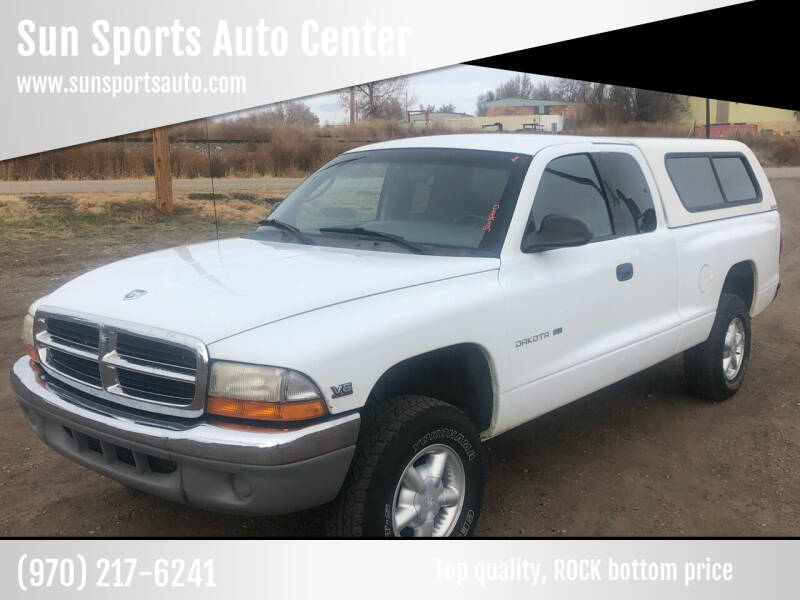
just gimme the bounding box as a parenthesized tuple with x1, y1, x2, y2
(123, 289, 148, 301)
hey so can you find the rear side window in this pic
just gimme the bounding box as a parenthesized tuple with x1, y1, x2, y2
(665, 153, 760, 211)
(592, 153, 657, 235)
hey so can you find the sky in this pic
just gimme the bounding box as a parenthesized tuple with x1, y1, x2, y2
(293, 65, 554, 124)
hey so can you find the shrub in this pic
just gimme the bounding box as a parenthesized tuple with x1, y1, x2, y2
(571, 121, 693, 138)
(6, 116, 797, 179)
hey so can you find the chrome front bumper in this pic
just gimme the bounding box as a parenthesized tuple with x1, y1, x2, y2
(10, 356, 359, 515)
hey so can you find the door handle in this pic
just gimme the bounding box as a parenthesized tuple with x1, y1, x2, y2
(616, 262, 634, 282)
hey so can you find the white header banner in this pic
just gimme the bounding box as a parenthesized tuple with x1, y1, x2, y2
(0, 0, 741, 160)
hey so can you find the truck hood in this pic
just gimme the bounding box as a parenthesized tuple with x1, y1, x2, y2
(41, 237, 499, 343)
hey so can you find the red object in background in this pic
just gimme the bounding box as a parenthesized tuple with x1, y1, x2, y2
(694, 123, 758, 138)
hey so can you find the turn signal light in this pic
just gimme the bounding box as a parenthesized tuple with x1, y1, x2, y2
(29, 358, 47, 388)
(25, 344, 39, 363)
(207, 396, 327, 422)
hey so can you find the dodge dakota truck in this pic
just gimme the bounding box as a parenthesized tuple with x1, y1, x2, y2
(11, 134, 781, 537)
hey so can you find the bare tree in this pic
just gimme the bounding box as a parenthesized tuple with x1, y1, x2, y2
(269, 101, 319, 126)
(495, 74, 535, 100)
(475, 90, 496, 116)
(476, 73, 687, 123)
(553, 78, 601, 103)
(585, 86, 687, 123)
(531, 81, 557, 101)
(476, 73, 550, 115)
(551, 78, 687, 122)
(339, 77, 412, 121)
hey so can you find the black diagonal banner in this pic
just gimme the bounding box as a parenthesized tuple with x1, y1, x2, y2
(468, 1, 796, 112)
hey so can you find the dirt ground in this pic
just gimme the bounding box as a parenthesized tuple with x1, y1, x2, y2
(0, 178, 798, 537)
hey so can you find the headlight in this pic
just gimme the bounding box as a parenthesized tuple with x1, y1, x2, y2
(22, 297, 48, 363)
(207, 361, 327, 422)
(22, 313, 38, 362)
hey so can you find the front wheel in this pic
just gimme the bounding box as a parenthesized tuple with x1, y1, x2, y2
(326, 395, 485, 537)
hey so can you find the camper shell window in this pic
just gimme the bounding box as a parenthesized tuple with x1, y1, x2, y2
(665, 152, 761, 212)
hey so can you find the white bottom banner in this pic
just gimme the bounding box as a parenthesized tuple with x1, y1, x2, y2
(2, 539, 794, 598)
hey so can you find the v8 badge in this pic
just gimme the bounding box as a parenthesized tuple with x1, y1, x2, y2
(331, 382, 353, 398)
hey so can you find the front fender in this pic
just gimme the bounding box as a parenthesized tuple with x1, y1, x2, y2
(207, 270, 505, 415)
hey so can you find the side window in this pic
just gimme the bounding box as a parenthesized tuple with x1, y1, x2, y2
(712, 156, 758, 202)
(592, 152, 657, 234)
(666, 157, 724, 210)
(530, 154, 613, 239)
(665, 153, 760, 211)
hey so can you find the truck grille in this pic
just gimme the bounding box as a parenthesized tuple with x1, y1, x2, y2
(116, 333, 196, 373)
(117, 370, 195, 404)
(46, 318, 100, 351)
(34, 312, 208, 417)
(48, 348, 103, 387)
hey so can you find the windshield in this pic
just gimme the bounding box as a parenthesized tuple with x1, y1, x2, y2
(250, 147, 531, 256)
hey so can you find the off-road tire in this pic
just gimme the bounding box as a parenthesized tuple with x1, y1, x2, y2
(684, 292, 751, 401)
(326, 395, 485, 537)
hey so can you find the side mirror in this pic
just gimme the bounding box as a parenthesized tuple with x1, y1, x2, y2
(522, 214, 593, 253)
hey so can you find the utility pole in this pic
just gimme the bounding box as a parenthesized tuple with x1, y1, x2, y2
(705, 98, 710, 139)
(349, 87, 356, 125)
(152, 127, 173, 213)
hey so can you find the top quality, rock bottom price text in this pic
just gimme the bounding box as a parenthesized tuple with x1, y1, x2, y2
(434, 557, 734, 587)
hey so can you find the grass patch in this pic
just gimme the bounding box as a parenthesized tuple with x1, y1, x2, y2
(229, 192, 257, 201)
(1, 189, 284, 227)
(23, 195, 77, 214)
(0, 191, 260, 273)
(187, 192, 228, 201)
(0, 188, 285, 274)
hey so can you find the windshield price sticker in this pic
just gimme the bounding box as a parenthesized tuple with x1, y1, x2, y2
(16, 554, 216, 591)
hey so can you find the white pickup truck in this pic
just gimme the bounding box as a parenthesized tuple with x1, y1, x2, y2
(12, 134, 781, 537)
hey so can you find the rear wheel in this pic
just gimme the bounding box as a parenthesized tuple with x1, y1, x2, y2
(326, 395, 485, 537)
(684, 293, 751, 401)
